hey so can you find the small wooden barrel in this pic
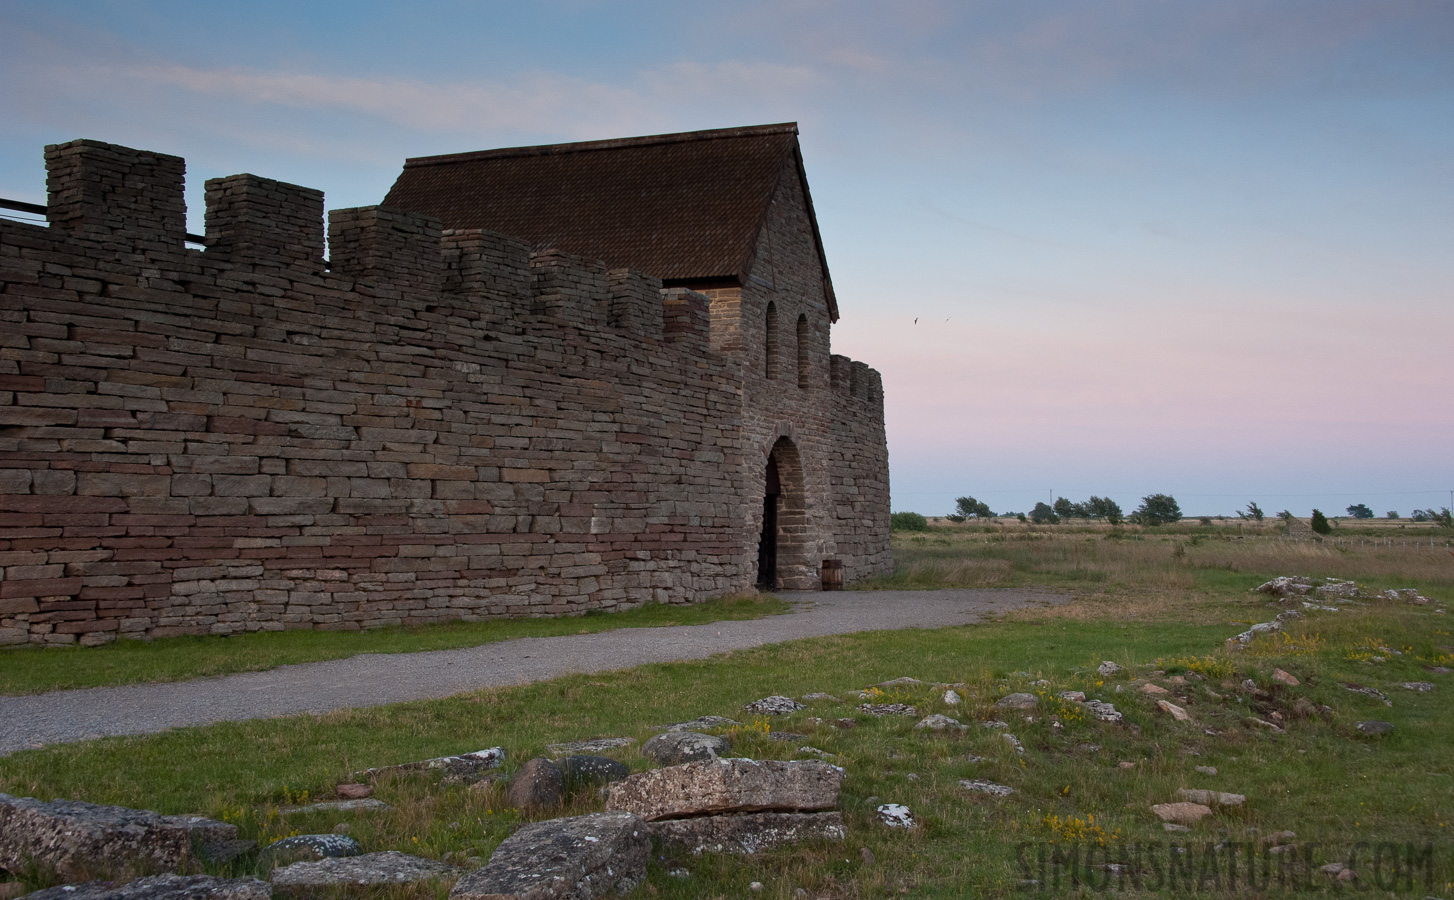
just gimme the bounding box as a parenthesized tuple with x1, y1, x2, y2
(821, 559, 844, 591)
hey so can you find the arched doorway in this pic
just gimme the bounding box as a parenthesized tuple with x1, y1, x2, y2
(756, 436, 807, 590)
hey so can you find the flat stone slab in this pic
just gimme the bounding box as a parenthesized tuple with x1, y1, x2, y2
(22, 875, 270, 900)
(653, 716, 739, 732)
(450, 812, 647, 900)
(364, 748, 505, 783)
(858, 703, 917, 717)
(270, 850, 458, 888)
(642, 731, 730, 765)
(545, 738, 635, 757)
(1151, 802, 1213, 825)
(960, 779, 1014, 796)
(1175, 789, 1245, 807)
(648, 811, 845, 855)
(606, 759, 841, 822)
(0, 793, 236, 881)
(258, 834, 361, 867)
(915, 714, 967, 731)
(278, 798, 391, 815)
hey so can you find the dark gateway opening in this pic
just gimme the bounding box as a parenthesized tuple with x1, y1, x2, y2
(756, 456, 780, 589)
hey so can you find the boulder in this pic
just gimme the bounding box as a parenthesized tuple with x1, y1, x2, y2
(364, 748, 505, 784)
(942, 689, 962, 705)
(558, 755, 631, 789)
(800, 693, 838, 702)
(1150, 802, 1212, 825)
(995, 693, 1037, 710)
(1174, 789, 1245, 807)
(1399, 681, 1434, 692)
(1271, 668, 1300, 686)
(606, 759, 841, 822)
(1097, 661, 1123, 676)
(450, 812, 647, 900)
(270, 851, 458, 888)
(648, 811, 845, 855)
(545, 738, 634, 757)
(742, 696, 804, 715)
(335, 784, 373, 799)
(507, 758, 565, 812)
(641, 731, 730, 766)
(21, 875, 270, 900)
(1194, 765, 1218, 776)
(0, 794, 237, 881)
(1139, 683, 1170, 696)
(257, 834, 361, 867)
(1356, 721, 1394, 735)
(1057, 691, 1085, 702)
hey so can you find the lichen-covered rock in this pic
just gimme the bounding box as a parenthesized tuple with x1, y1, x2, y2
(364, 748, 505, 784)
(995, 693, 1037, 710)
(257, 834, 361, 867)
(506, 758, 565, 812)
(270, 851, 458, 888)
(960, 779, 1013, 796)
(648, 811, 845, 855)
(1356, 720, 1394, 735)
(558, 755, 631, 789)
(1174, 789, 1245, 807)
(450, 812, 647, 900)
(1253, 576, 1314, 597)
(544, 738, 634, 757)
(858, 703, 917, 717)
(876, 804, 913, 828)
(22, 875, 270, 900)
(654, 716, 739, 732)
(1097, 661, 1123, 676)
(641, 732, 730, 766)
(1151, 802, 1212, 825)
(278, 799, 390, 815)
(742, 696, 804, 715)
(913, 715, 966, 731)
(0, 794, 236, 881)
(606, 759, 841, 822)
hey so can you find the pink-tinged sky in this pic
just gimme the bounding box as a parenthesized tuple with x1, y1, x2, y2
(2, 1, 1450, 518)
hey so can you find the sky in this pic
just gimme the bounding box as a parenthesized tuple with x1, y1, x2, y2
(2, 1, 1451, 518)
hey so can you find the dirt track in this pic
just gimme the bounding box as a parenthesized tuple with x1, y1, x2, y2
(0, 587, 1065, 755)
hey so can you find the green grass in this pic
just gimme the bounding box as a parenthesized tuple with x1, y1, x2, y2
(2, 540, 1451, 897)
(0, 594, 790, 696)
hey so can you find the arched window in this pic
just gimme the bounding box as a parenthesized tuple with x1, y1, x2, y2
(764, 301, 778, 380)
(796, 313, 809, 389)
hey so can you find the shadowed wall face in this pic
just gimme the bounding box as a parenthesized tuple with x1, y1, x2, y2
(0, 138, 890, 645)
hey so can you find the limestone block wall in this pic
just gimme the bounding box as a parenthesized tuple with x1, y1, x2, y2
(725, 154, 892, 588)
(0, 140, 753, 645)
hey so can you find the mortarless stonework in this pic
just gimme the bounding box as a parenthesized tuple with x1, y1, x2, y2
(0, 136, 889, 644)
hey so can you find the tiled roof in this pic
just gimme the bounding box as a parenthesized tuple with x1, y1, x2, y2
(383, 123, 837, 319)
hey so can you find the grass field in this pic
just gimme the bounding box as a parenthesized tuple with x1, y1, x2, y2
(1, 528, 1451, 898)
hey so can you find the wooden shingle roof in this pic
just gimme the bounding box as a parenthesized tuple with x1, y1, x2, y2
(383, 122, 837, 320)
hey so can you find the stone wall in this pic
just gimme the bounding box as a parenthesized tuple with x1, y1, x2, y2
(0, 138, 890, 645)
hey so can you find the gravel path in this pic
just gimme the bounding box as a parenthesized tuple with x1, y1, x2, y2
(0, 587, 1064, 755)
